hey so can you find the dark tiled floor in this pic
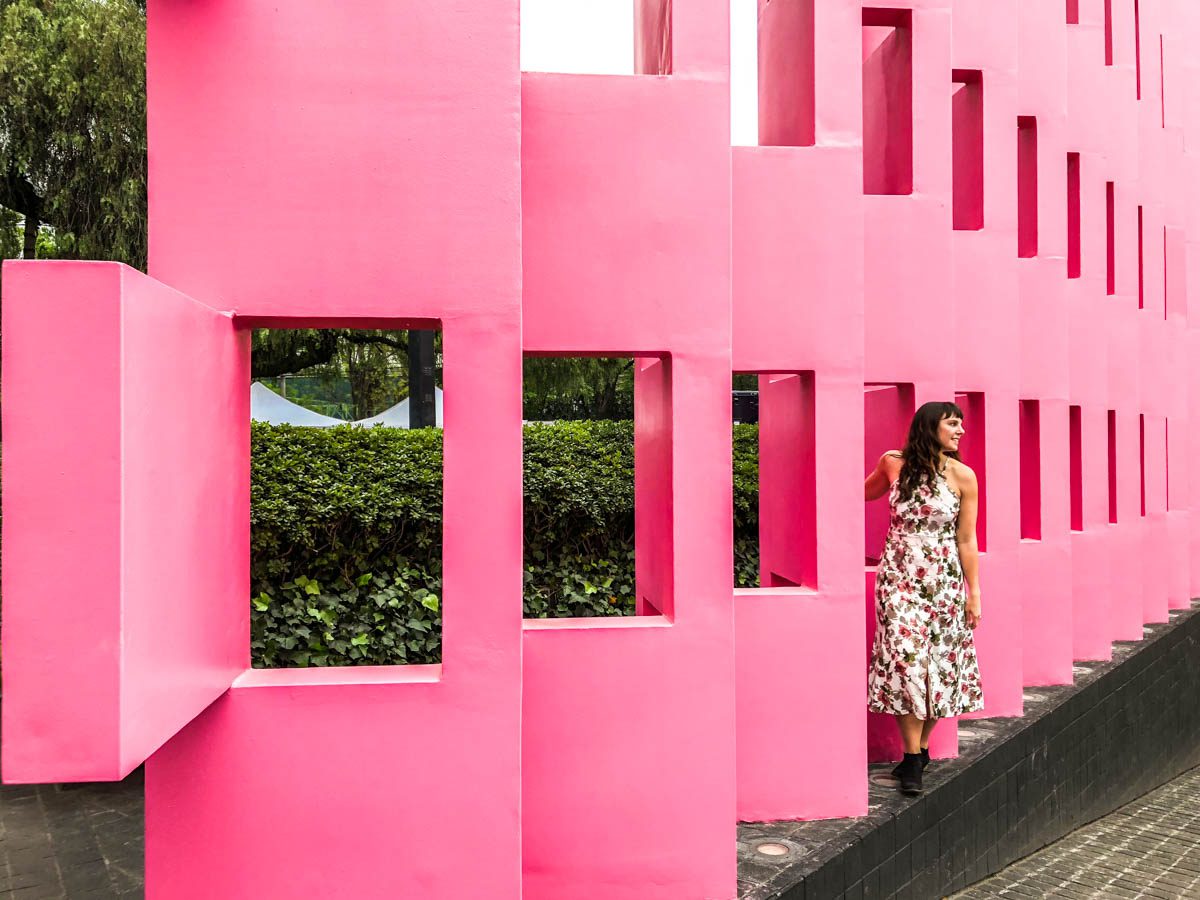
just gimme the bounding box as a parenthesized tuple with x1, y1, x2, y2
(952, 764, 1200, 900)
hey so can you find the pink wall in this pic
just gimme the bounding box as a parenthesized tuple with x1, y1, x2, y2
(2, 0, 1199, 896)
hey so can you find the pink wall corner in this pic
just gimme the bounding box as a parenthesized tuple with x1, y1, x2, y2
(2, 262, 245, 784)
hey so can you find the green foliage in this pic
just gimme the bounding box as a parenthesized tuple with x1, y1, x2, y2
(250, 421, 762, 667)
(523, 357, 635, 421)
(0, 0, 147, 267)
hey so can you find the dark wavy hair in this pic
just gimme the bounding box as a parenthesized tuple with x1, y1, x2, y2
(896, 401, 964, 501)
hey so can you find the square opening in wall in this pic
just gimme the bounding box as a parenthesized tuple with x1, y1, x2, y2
(522, 354, 673, 620)
(521, 0, 672, 76)
(248, 325, 444, 670)
(862, 8, 913, 195)
(732, 371, 817, 589)
(864, 382, 916, 565)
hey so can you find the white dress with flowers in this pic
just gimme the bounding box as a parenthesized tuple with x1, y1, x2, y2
(867, 469, 984, 719)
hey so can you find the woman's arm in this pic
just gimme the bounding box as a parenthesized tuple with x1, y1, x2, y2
(955, 466, 982, 629)
(865, 451, 901, 501)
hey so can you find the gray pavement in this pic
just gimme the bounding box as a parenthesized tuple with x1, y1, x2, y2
(953, 764, 1200, 900)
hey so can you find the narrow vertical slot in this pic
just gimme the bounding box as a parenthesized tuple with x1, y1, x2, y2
(954, 392, 988, 552)
(1106, 182, 1116, 295)
(864, 383, 916, 564)
(634, 0, 673, 76)
(1070, 405, 1083, 532)
(1139, 413, 1146, 517)
(1163, 227, 1169, 319)
(1020, 399, 1042, 541)
(1108, 409, 1118, 524)
(1135, 0, 1142, 98)
(1165, 418, 1170, 511)
(1066, 0, 1079, 25)
(1017, 117, 1038, 258)
(1159, 35, 1165, 127)
(1067, 153, 1081, 278)
(952, 70, 984, 231)
(862, 8, 914, 195)
(1104, 0, 1113, 65)
(757, 0, 816, 147)
(1137, 206, 1144, 309)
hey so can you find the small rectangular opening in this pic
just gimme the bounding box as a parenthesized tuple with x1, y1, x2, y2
(1104, 0, 1113, 65)
(862, 8, 914, 196)
(954, 392, 988, 552)
(1165, 418, 1170, 511)
(635, 0, 673, 75)
(520, 0, 672, 76)
(1066, 0, 1079, 25)
(1139, 413, 1146, 517)
(1135, 0, 1142, 98)
(752, 0, 816, 147)
(1067, 153, 1081, 278)
(249, 325, 444, 669)
(1106, 182, 1116, 295)
(1163, 227, 1169, 319)
(1159, 35, 1165, 126)
(1070, 405, 1083, 532)
(864, 382, 916, 564)
(522, 354, 672, 620)
(952, 70, 984, 231)
(733, 371, 817, 589)
(1137, 205, 1145, 308)
(1018, 117, 1039, 258)
(1108, 409, 1118, 524)
(1020, 399, 1041, 540)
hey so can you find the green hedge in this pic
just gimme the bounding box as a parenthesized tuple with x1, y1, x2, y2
(250, 421, 761, 667)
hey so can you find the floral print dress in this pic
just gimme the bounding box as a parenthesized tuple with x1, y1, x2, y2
(867, 468, 984, 719)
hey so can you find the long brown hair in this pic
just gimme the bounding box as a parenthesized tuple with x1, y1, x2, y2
(896, 401, 964, 501)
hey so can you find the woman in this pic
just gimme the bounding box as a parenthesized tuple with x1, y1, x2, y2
(864, 401, 984, 796)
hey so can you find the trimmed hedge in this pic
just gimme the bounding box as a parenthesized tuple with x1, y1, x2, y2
(250, 421, 761, 667)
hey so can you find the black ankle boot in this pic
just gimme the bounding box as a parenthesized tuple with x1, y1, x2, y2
(894, 752, 924, 796)
(921, 747, 930, 770)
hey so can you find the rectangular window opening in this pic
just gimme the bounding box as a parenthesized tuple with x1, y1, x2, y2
(952, 70, 984, 231)
(1070, 405, 1083, 532)
(1139, 413, 1146, 517)
(520, 0, 672, 76)
(736, 0, 815, 147)
(954, 392, 988, 552)
(1066, 0, 1079, 25)
(1138, 205, 1145, 308)
(1108, 409, 1118, 524)
(249, 325, 444, 670)
(1067, 153, 1081, 278)
(1018, 117, 1039, 257)
(733, 371, 817, 589)
(1106, 182, 1116, 295)
(862, 8, 914, 195)
(522, 354, 673, 620)
(1020, 399, 1042, 541)
(864, 382, 916, 565)
(1104, 0, 1113, 65)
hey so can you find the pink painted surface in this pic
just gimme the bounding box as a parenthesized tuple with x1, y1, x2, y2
(0, 0, 1197, 895)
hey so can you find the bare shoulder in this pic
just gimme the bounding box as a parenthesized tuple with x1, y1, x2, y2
(947, 458, 978, 486)
(880, 450, 904, 473)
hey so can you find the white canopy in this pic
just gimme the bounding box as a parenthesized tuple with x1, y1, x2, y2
(250, 382, 444, 428)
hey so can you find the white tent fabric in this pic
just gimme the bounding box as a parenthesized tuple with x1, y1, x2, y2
(250, 382, 444, 428)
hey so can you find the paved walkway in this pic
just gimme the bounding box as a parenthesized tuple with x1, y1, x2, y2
(953, 764, 1200, 900)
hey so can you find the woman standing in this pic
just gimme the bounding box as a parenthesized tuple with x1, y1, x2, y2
(864, 401, 985, 796)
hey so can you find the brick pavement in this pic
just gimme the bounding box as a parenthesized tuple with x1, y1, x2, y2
(0, 770, 143, 899)
(953, 764, 1200, 900)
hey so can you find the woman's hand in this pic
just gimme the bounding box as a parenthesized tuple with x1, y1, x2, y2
(966, 590, 982, 630)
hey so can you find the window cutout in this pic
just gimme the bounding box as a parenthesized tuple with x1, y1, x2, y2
(734, 372, 817, 589)
(1066, 0, 1079, 24)
(1067, 153, 1081, 278)
(862, 8, 913, 195)
(1106, 182, 1116, 295)
(952, 70, 984, 231)
(954, 392, 987, 552)
(731, 0, 816, 147)
(1135, 0, 1142, 98)
(1159, 35, 1165, 127)
(1070, 405, 1083, 532)
(520, 0, 672, 76)
(522, 355, 672, 620)
(1137, 205, 1144, 308)
(1139, 413, 1146, 517)
(864, 383, 916, 565)
(1019, 399, 1041, 541)
(249, 325, 444, 670)
(1108, 409, 1118, 524)
(1163, 226, 1169, 319)
(1165, 418, 1170, 511)
(1104, 0, 1113, 65)
(1018, 117, 1038, 258)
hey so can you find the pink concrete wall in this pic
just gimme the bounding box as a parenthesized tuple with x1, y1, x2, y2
(1, 0, 1199, 896)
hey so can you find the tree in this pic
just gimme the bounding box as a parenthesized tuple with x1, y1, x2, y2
(0, 0, 148, 272)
